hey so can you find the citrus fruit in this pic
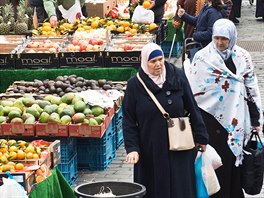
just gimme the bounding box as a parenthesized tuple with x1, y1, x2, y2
(15, 163, 24, 171)
(143, 1, 151, 9)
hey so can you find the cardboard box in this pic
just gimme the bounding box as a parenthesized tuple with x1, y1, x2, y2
(85, 0, 113, 18)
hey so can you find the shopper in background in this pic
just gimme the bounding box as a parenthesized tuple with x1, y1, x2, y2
(255, 0, 264, 20)
(30, 0, 48, 24)
(43, 0, 87, 27)
(229, 0, 241, 24)
(122, 42, 209, 198)
(184, 18, 263, 198)
(129, 0, 167, 23)
(173, 0, 232, 63)
(176, 0, 227, 47)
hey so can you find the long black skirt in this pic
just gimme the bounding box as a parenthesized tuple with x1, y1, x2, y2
(200, 109, 245, 198)
(256, 0, 264, 18)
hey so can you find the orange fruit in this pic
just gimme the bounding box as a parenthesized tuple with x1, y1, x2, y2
(42, 22, 51, 27)
(143, 1, 151, 9)
(91, 21, 99, 28)
(25, 145, 35, 154)
(9, 151, 17, 160)
(15, 163, 24, 171)
(0, 155, 8, 164)
(26, 152, 34, 159)
(9, 145, 18, 152)
(149, 23, 158, 31)
(117, 26, 125, 33)
(33, 153, 39, 159)
(36, 175, 44, 183)
(17, 150, 25, 160)
(36, 168, 44, 176)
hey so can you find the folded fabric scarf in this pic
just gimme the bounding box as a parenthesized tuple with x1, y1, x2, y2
(185, 43, 263, 166)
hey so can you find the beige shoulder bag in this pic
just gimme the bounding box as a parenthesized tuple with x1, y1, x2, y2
(137, 73, 195, 151)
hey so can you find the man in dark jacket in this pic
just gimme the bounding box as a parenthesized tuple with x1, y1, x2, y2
(177, 0, 226, 47)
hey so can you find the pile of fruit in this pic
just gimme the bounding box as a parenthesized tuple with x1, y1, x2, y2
(33, 17, 158, 36)
(0, 139, 42, 173)
(0, 0, 33, 35)
(0, 92, 108, 126)
(5, 75, 125, 95)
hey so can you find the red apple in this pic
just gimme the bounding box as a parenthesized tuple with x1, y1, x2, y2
(97, 39, 104, 45)
(124, 45, 134, 51)
(71, 39, 79, 46)
(79, 43, 87, 52)
(89, 39, 98, 45)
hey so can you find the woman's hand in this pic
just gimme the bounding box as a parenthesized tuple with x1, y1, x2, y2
(252, 126, 262, 133)
(49, 15, 58, 28)
(126, 151, 139, 164)
(177, 5, 185, 18)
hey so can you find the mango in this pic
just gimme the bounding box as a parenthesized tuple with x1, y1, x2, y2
(89, 118, 99, 126)
(60, 115, 71, 124)
(61, 93, 75, 104)
(0, 105, 4, 116)
(0, 116, 7, 123)
(26, 107, 40, 119)
(72, 95, 83, 104)
(72, 113, 85, 124)
(39, 112, 50, 123)
(10, 117, 23, 123)
(22, 113, 34, 121)
(8, 110, 21, 120)
(91, 106, 104, 116)
(48, 113, 60, 123)
(1, 100, 14, 107)
(22, 97, 36, 107)
(25, 116, 36, 124)
(74, 101, 86, 112)
(36, 100, 51, 108)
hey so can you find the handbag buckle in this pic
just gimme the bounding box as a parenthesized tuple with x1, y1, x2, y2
(167, 118, 175, 128)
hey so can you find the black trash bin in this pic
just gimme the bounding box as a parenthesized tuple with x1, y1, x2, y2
(75, 181, 146, 198)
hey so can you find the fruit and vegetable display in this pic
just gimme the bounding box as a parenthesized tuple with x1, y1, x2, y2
(4, 75, 125, 95)
(0, 92, 109, 125)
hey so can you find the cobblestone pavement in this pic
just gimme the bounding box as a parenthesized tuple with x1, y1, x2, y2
(74, 0, 264, 197)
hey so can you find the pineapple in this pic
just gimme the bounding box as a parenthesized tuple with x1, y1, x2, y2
(0, 4, 14, 35)
(15, 0, 28, 34)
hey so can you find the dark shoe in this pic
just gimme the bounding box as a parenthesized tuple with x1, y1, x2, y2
(231, 18, 240, 24)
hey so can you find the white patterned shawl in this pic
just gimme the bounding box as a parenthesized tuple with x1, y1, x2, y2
(185, 42, 263, 166)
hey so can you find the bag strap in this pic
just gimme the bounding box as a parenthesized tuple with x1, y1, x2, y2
(136, 73, 170, 119)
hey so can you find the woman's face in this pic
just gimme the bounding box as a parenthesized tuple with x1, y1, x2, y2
(147, 56, 164, 76)
(214, 36, 230, 51)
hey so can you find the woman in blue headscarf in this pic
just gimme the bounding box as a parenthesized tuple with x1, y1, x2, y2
(122, 42, 209, 198)
(185, 18, 263, 198)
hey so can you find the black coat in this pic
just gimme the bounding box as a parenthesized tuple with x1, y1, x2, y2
(122, 62, 209, 198)
(182, 4, 226, 47)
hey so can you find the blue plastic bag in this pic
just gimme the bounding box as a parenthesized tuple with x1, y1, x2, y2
(195, 153, 209, 198)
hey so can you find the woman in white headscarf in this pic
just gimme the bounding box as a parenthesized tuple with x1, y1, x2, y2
(185, 18, 263, 198)
(122, 42, 209, 198)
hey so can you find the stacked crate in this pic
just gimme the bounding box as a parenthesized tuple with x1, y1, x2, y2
(57, 138, 78, 185)
(114, 107, 124, 149)
(77, 120, 116, 171)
